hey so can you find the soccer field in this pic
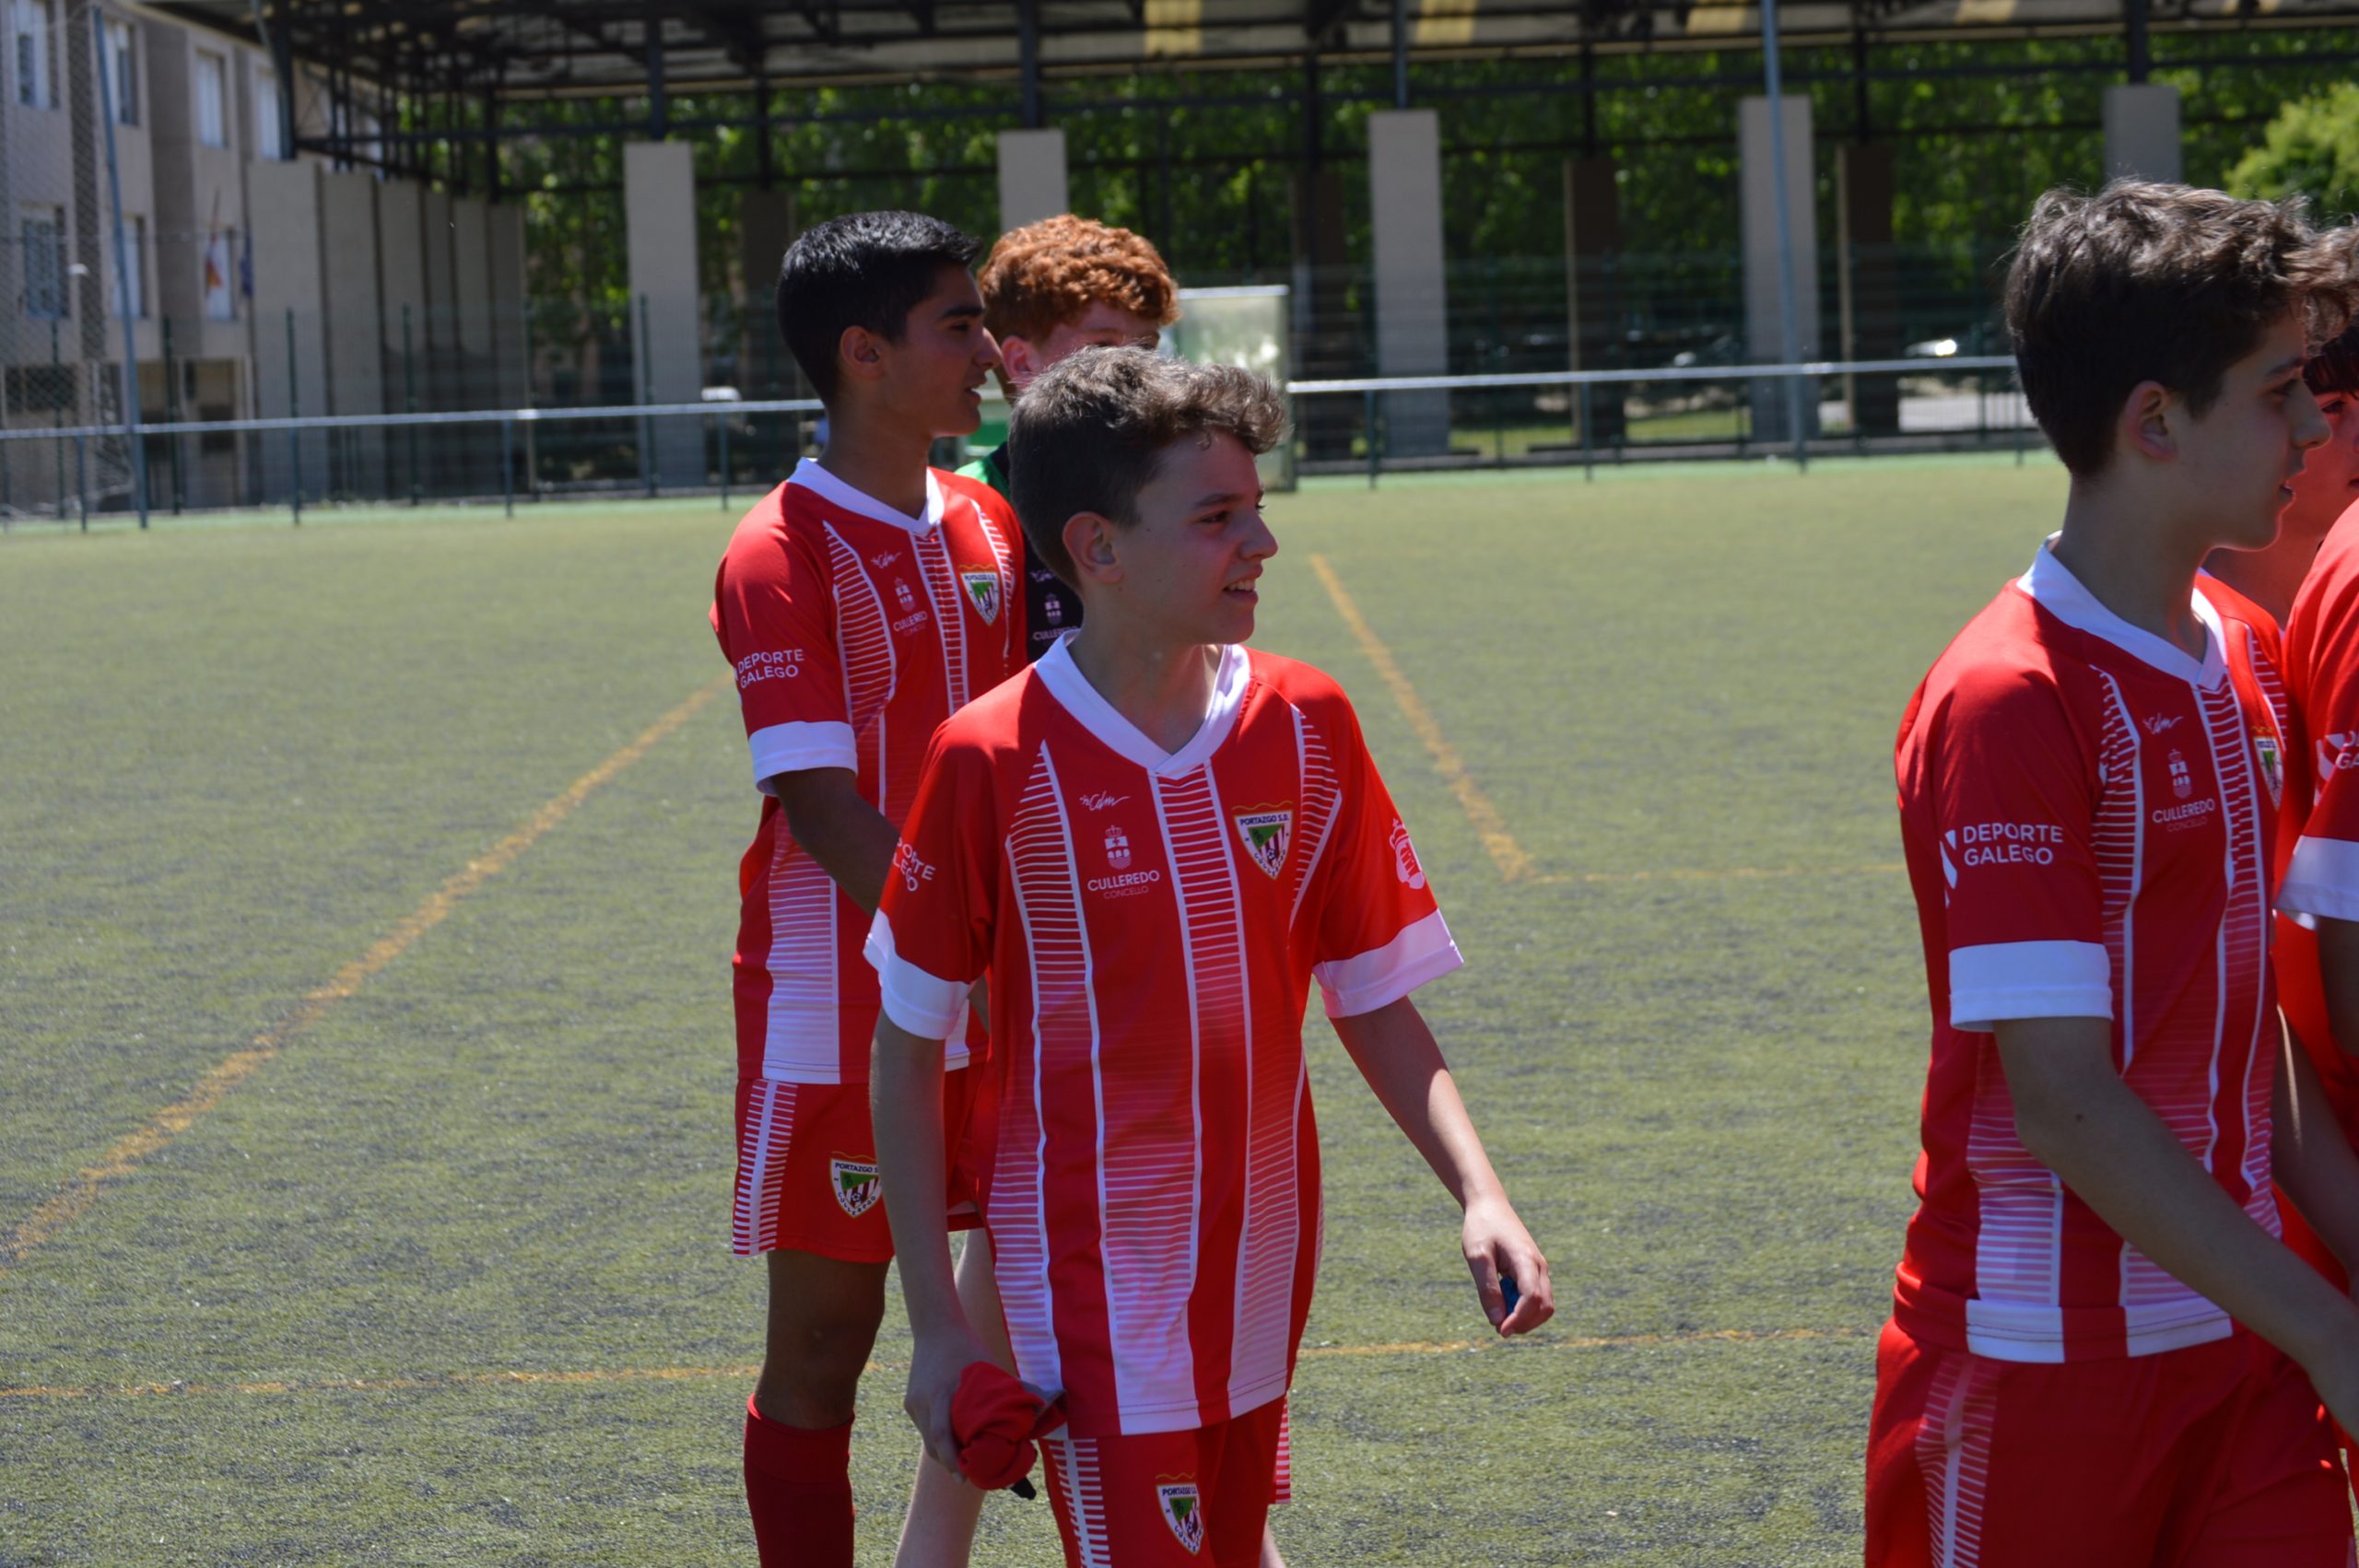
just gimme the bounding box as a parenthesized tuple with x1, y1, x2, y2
(0, 455, 2065, 1566)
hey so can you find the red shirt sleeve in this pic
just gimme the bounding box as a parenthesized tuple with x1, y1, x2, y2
(865, 729, 999, 1041)
(712, 510, 853, 793)
(1915, 661, 2109, 1030)
(1309, 697, 1464, 1017)
(2282, 567, 2359, 921)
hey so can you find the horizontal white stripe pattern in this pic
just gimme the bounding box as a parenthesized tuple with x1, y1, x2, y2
(1314, 908, 1464, 1017)
(749, 720, 857, 791)
(1948, 940, 2111, 1032)
(2280, 835, 2359, 922)
(865, 912, 971, 1042)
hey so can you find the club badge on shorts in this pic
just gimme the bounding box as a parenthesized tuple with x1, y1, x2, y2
(829, 1158, 882, 1218)
(1233, 805, 1294, 879)
(961, 569, 1002, 625)
(1156, 1480, 1204, 1553)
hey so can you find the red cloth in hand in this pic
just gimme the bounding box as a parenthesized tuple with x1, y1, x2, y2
(951, 1362, 1066, 1491)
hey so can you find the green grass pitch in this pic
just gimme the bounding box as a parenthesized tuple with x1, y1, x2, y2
(0, 454, 2066, 1565)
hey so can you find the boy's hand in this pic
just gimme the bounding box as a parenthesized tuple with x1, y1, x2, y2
(1462, 1196, 1553, 1336)
(906, 1325, 997, 1472)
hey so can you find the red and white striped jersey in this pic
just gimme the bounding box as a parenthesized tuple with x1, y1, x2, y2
(868, 641, 1461, 1437)
(711, 458, 1024, 1084)
(2273, 507, 2359, 1136)
(1892, 544, 2283, 1363)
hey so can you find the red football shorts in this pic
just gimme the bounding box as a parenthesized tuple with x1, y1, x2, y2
(1039, 1398, 1285, 1568)
(730, 1069, 981, 1261)
(1867, 1319, 2353, 1568)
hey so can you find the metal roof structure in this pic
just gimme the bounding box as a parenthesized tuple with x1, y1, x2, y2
(151, 0, 2359, 101)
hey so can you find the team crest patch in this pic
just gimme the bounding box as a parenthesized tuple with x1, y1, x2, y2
(960, 570, 1002, 625)
(1156, 1481, 1204, 1554)
(1233, 805, 1294, 879)
(2258, 731, 2284, 808)
(829, 1158, 882, 1219)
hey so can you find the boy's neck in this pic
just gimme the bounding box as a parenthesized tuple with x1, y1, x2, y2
(2201, 536, 2312, 627)
(816, 410, 936, 521)
(2052, 479, 2212, 660)
(1065, 620, 1223, 756)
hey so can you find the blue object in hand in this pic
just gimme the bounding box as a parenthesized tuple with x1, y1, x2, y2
(1500, 1275, 1520, 1316)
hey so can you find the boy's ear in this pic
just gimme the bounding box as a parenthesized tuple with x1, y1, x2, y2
(2118, 380, 2177, 464)
(999, 333, 1040, 391)
(836, 323, 888, 387)
(1062, 511, 1122, 584)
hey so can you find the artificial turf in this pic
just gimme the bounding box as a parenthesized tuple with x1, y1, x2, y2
(0, 455, 2064, 1564)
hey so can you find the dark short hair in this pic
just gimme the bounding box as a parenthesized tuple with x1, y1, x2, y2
(2310, 321, 2359, 398)
(775, 211, 981, 403)
(2004, 182, 2359, 475)
(1007, 347, 1288, 586)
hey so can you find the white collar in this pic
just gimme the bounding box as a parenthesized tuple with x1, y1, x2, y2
(2018, 536, 2224, 687)
(1033, 636, 1251, 777)
(787, 456, 944, 538)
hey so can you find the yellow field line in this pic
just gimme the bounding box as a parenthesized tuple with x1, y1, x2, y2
(0, 673, 734, 1279)
(1306, 554, 1536, 883)
(0, 1325, 1873, 1403)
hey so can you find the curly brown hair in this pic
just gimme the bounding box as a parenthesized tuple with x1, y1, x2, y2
(977, 215, 1180, 348)
(1007, 346, 1288, 587)
(2006, 183, 2359, 476)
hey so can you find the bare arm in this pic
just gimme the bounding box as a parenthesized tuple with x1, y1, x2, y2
(872, 1015, 990, 1470)
(1331, 995, 1554, 1335)
(2316, 918, 2359, 1060)
(2274, 1022, 2359, 1276)
(774, 768, 898, 916)
(1997, 1017, 2359, 1423)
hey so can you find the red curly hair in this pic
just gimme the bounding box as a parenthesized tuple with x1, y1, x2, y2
(976, 215, 1180, 347)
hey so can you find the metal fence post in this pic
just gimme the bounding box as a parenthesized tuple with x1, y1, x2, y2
(75, 430, 88, 530)
(51, 318, 65, 523)
(404, 305, 420, 506)
(640, 293, 657, 498)
(162, 316, 184, 513)
(522, 305, 540, 500)
(718, 407, 731, 512)
(1363, 389, 1379, 490)
(1579, 378, 1594, 483)
(502, 416, 514, 517)
(286, 309, 302, 527)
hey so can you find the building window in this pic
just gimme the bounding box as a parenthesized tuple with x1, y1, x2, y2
(104, 18, 134, 124)
(254, 68, 280, 159)
(13, 0, 52, 109)
(116, 215, 146, 318)
(194, 50, 226, 146)
(22, 205, 65, 320)
(203, 225, 236, 320)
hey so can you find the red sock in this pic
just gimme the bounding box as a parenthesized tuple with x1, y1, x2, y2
(743, 1396, 854, 1568)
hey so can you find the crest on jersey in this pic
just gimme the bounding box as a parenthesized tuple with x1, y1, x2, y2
(895, 579, 918, 613)
(2167, 748, 2194, 801)
(2258, 731, 2284, 808)
(1156, 1481, 1203, 1554)
(1233, 805, 1294, 879)
(1105, 825, 1133, 871)
(1389, 818, 1426, 891)
(829, 1158, 882, 1218)
(961, 569, 1002, 625)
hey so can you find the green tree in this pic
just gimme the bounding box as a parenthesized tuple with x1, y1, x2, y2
(2225, 82, 2359, 224)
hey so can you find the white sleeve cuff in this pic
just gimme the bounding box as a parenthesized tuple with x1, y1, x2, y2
(750, 720, 858, 793)
(864, 913, 971, 1040)
(2279, 836, 2359, 922)
(1949, 940, 2112, 1032)
(1315, 909, 1464, 1018)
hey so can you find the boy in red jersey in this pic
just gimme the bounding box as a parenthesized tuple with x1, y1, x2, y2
(959, 214, 1180, 663)
(867, 348, 1555, 1565)
(710, 210, 1027, 1568)
(2260, 322, 2359, 1289)
(1868, 183, 2359, 1568)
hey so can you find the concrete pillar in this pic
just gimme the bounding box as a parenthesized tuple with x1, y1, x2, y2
(246, 158, 330, 501)
(2104, 84, 2182, 183)
(996, 129, 1070, 232)
(420, 187, 459, 412)
(320, 169, 387, 494)
(452, 196, 493, 400)
(1837, 143, 1900, 439)
(625, 140, 704, 486)
(740, 189, 798, 394)
(1739, 94, 1819, 440)
(376, 180, 429, 496)
(1367, 110, 1450, 458)
(488, 203, 528, 409)
(1563, 157, 1625, 446)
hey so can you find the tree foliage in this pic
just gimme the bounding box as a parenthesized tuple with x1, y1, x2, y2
(2225, 82, 2359, 225)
